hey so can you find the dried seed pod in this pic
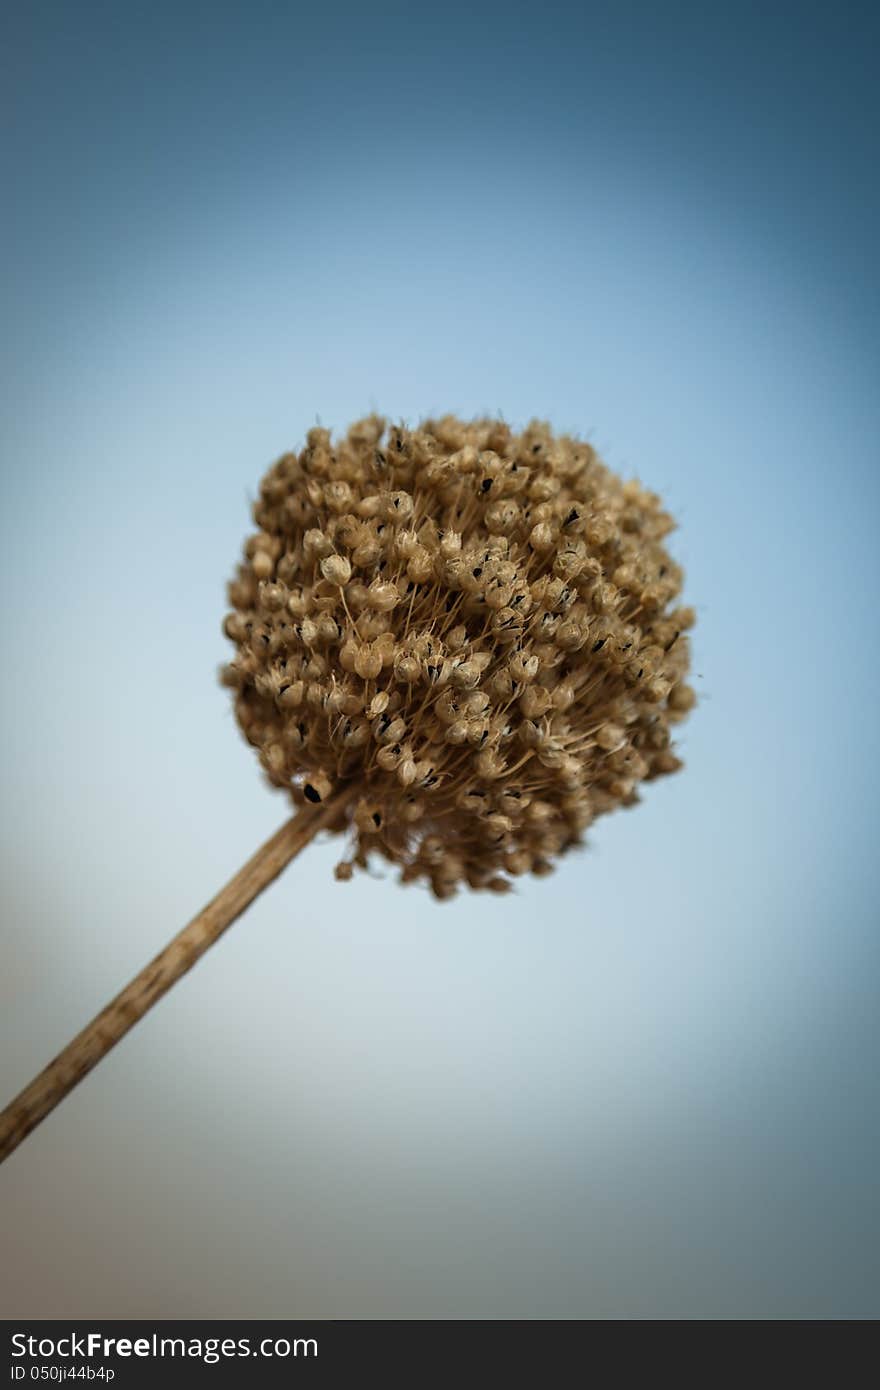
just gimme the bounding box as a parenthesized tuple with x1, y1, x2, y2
(300, 770, 334, 804)
(320, 554, 352, 586)
(353, 643, 382, 680)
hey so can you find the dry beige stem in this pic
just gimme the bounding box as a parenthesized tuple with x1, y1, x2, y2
(0, 798, 344, 1164)
(223, 415, 696, 899)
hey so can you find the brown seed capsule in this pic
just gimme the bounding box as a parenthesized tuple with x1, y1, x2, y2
(595, 722, 625, 751)
(668, 682, 697, 714)
(508, 651, 539, 684)
(367, 691, 390, 718)
(354, 800, 384, 833)
(444, 720, 470, 746)
(393, 651, 421, 684)
(354, 643, 383, 680)
(529, 521, 555, 552)
(367, 579, 399, 611)
(376, 743, 404, 772)
(301, 769, 333, 804)
(320, 554, 352, 586)
(519, 686, 552, 720)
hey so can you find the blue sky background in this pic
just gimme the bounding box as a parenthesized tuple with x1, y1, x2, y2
(1, 0, 878, 1317)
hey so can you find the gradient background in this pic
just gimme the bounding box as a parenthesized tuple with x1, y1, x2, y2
(1, 0, 878, 1319)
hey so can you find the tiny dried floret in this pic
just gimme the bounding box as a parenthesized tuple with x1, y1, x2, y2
(224, 415, 696, 899)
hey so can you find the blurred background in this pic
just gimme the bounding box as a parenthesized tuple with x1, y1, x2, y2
(1, 0, 878, 1319)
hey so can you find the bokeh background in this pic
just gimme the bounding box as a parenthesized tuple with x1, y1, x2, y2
(2, 0, 878, 1319)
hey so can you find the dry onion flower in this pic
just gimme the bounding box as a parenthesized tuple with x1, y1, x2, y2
(223, 415, 695, 899)
(0, 413, 695, 1162)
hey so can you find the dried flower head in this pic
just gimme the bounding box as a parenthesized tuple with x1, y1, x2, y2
(222, 415, 695, 899)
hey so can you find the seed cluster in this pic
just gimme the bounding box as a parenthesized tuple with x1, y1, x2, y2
(222, 415, 695, 899)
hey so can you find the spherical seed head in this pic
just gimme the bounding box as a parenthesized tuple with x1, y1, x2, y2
(223, 416, 696, 900)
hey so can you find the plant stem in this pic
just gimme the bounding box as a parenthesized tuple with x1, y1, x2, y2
(0, 799, 342, 1165)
